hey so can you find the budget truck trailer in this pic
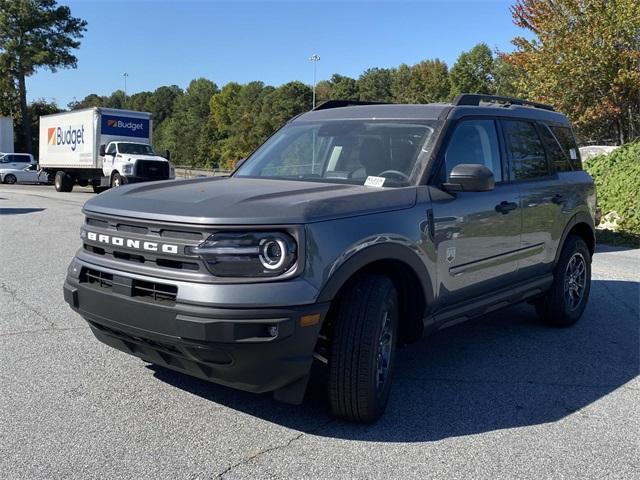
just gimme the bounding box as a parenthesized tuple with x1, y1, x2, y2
(39, 108, 174, 193)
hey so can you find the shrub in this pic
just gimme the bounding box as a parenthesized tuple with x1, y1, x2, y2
(585, 142, 640, 235)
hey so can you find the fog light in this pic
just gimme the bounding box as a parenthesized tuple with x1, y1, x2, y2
(268, 325, 279, 337)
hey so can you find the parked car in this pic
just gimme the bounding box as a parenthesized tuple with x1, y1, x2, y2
(1, 164, 49, 184)
(0, 152, 36, 167)
(64, 94, 596, 423)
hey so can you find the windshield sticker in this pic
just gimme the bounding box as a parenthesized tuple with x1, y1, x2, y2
(364, 176, 386, 187)
(569, 148, 578, 160)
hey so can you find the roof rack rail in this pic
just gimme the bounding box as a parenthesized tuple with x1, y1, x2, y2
(312, 100, 389, 111)
(452, 93, 555, 112)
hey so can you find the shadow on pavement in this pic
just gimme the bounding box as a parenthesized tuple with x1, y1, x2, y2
(0, 207, 45, 215)
(150, 279, 639, 441)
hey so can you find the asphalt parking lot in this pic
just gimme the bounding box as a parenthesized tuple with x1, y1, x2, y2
(1, 184, 638, 479)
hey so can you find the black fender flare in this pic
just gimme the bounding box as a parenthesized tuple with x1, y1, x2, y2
(555, 210, 596, 265)
(316, 243, 434, 307)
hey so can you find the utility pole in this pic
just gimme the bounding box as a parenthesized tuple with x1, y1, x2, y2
(123, 72, 129, 107)
(309, 54, 320, 109)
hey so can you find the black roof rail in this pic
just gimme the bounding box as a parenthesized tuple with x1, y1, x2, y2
(312, 100, 389, 111)
(452, 93, 555, 112)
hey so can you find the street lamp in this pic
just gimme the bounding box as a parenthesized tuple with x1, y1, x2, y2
(123, 72, 129, 107)
(309, 54, 320, 109)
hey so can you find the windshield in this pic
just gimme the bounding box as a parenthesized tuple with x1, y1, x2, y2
(118, 143, 154, 155)
(235, 120, 440, 187)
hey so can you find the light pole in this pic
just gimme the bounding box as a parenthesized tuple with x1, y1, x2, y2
(123, 72, 129, 107)
(309, 54, 320, 109)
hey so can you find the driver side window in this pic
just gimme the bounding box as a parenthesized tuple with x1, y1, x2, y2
(106, 144, 116, 155)
(444, 120, 502, 182)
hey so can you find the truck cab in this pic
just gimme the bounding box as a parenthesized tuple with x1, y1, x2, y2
(100, 141, 175, 187)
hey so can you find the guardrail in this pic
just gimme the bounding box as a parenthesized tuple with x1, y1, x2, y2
(174, 166, 231, 179)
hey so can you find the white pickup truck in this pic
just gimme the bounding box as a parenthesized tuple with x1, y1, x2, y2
(39, 108, 175, 193)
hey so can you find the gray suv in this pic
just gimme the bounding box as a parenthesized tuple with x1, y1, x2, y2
(64, 94, 596, 423)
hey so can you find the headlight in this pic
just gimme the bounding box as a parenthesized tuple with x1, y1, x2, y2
(169, 164, 176, 179)
(188, 232, 297, 277)
(122, 163, 133, 175)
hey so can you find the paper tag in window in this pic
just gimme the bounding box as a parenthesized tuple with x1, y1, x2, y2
(569, 148, 578, 160)
(364, 176, 386, 187)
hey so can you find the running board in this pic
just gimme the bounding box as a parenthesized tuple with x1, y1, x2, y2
(427, 274, 553, 331)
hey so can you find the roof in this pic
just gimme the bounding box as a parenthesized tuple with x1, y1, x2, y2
(293, 100, 569, 125)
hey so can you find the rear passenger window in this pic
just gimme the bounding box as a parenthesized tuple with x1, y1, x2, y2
(539, 124, 572, 172)
(549, 125, 581, 171)
(13, 155, 30, 163)
(444, 119, 502, 182)
(503, 120, 549, 180)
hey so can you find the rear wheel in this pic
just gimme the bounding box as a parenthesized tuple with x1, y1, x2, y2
(328, 274, 399, 423)
(3, 174, 17, 184)
(535, 235, 591, 327)
(54, 171, 73, 192)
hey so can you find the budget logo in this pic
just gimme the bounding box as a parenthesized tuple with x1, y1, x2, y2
(48, 125, 85, 151)
(107, 119, 118, 128)
(102, 115, 149, 138)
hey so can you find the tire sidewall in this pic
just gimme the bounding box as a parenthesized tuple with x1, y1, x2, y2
(4, 174, 16, 184)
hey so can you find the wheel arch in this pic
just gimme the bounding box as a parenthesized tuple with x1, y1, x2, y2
(556, 211, 596, 263)
(317, 243, 434, 344)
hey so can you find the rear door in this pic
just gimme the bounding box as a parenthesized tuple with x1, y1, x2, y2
(501, 119, 568, 277)
(430, 118, 522, 307)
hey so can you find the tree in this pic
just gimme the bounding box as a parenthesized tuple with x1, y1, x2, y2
(391, 64, 413, 103)
(505, 0, 640, 144)
(328, 74, 359, 101)
(0, 0, 87, 153)
(407, 59, 450, 103)
(13, 98, 61, 154)
(449, 43, 496, 97)
(358, 68, 394, 102)
(159, 78, 218, 167)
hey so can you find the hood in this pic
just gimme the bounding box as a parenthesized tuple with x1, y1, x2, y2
(127, 154, 168, 162)
(83, 177, 417, 225)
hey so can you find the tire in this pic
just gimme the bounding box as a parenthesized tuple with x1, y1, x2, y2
(328, 274, 399, 423)
(3, 174, 17, 184)
(111, 172, 122, 188)
(535, 235, 591, 327)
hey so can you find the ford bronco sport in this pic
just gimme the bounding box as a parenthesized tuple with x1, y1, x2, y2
(64, 94, 596, 423)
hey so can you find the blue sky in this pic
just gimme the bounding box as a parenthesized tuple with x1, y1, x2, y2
(27, 1, 525, 107)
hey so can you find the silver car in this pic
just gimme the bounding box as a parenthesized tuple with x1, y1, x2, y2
(0, 164, 49, 184)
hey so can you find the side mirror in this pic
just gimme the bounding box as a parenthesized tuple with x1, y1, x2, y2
(444, 164, 495, 192)
(165, 149, 171, 161)
(99, 145, 106, 156)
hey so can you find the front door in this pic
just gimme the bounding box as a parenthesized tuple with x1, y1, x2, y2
(429, 118, 522, 308)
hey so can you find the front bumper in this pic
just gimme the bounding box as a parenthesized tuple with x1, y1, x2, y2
(63, 261, 329, 398)
(121, 175, 170, 184)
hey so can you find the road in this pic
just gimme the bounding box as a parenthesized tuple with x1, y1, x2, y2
(1, 184, 638, 479)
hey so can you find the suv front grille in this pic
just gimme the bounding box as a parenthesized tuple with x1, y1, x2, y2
(80, 267, 178, 305)
(135, 160, 169, 180)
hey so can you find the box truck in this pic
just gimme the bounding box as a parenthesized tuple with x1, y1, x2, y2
(0, 116, 14, 153)
(39, 108, 174, 193)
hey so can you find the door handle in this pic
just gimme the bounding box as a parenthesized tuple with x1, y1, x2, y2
(495, 201, 518, 214)
(551, 194, 565, 205)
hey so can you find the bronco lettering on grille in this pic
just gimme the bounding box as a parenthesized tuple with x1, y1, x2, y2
(86, 231, 178, 254)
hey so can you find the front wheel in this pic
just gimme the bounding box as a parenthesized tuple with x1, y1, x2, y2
(54, 171, 73, 192)
(328, 274, 399, 423)
(111, 172, 122, 188)
(535, 235, 591, 327)
(3, 174, 17, 184)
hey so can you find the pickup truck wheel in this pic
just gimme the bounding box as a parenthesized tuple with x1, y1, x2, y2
(3, 174, 17, 184)
(54, 171, 73, 192)
(111, 172, 122, 188)
(328, 274, 399, 423)
(535, 235, 591, 327)
(92, 184, 107, 194)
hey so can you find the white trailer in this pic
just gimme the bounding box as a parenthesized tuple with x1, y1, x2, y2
(39, 108, 174, 193)
(0, 116, 14, 153)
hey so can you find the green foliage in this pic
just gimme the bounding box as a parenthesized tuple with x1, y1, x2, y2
(358, 68, 393, 102)
(0, 0, 87, 152)
(406, 59, 450, 103)
(13, 98, 62, 154)
(506, 0, 640, 144)
(585, 142, 640, 234)
(449, 43, 496, 97)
